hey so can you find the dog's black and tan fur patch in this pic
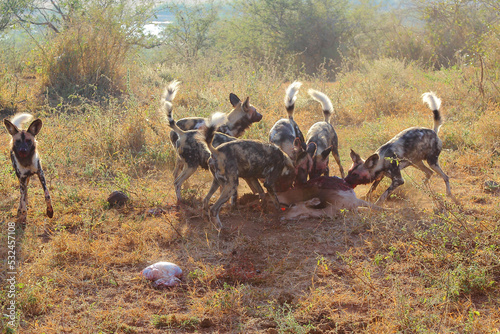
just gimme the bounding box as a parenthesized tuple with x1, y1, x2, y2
(269, 81, 306, 158)
(344, 92, 458, 204)
(201, 113, 296, 228)
(306, 89, 345, 179)
(161, 81, 237, 202)
(4, 113, 53, 222)
(269, 81, 315, 185)
(163, 81, 263, 202)
(169, 89, 262, 144)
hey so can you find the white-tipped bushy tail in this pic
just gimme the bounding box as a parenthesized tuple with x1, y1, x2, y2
(422, 92, 442, 133)
(163, 80, 180, 103)
(160, 80, 182, 134)
(284, 81, 302, 118)
(208, 112, 228, 129)
(308, 89, 333, 123)
(11, 113, 33, 129)
(201, 112, 228, 153)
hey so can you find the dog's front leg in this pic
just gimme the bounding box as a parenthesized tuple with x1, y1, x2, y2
(17, 176, 29, 223)
(366, 178, 382, 201)
(375, 174, 404, 205)
(38, 167, 54, 218)
(263, 179, 280, 210)
(331, 147, 345, 178)
(245, 178, 265, 200)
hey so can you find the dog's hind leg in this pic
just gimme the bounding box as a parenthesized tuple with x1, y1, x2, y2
(37, 167, 53, 218)
(172, 157, 184, 179)
(174, 165, 198, 203)
(203, 179, 220, 215)
(428, 162, 459, 204)
(412, 160, 434, 185)
(210, 184, 236, 229)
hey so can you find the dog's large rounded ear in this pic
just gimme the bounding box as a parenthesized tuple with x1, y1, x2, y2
(350, 149, 362, 163)
(321, 146, 333, 159)
(27, 119, 43, 136)
(4, 119, 19, 136)
(364, 153, 379, 169)
(293, 137, 303, 152)
(306, 142, 317, 157)
(242, 97, 250, 110)
(229, 93, 241, 107)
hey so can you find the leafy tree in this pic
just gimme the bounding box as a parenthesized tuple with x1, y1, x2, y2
(1, 0, 158, 100)
(223, 0, 352, 74)
(162, 0, 220, 60)
(410, 0, 500, 67)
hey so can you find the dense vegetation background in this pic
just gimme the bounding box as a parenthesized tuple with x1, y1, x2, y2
(1, 0, 499, 105)
(1, 0, 499, 333)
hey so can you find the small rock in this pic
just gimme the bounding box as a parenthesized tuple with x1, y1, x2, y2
(199, 318, 214, 328)
(260, 320, 277, 329)
(107, 191, 129, 207)
(484, 180, 500, 193)
(277, 292, 294, 305)
(146, 208, 166, 217)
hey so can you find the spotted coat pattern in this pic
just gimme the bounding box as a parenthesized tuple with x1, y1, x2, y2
(344, 92, 457, 204)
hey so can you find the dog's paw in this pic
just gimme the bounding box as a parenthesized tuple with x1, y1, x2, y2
(47, 206, 54, 218)
(16, 214, 27, 224)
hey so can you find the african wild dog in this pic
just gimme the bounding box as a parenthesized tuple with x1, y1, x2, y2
(162, 81, 261, 203)
(269, 81, 316, 185)
(344, 92, 458, 205)
(4, 113, 53, 223)
(169, 81, 262, 146)
(306, 89, 345, 179)
(201, 113, 301, 228)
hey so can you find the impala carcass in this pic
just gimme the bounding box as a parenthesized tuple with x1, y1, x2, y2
(277, 176, 381, 219)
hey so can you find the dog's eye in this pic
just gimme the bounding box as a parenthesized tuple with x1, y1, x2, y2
(25, 139, 32, 144)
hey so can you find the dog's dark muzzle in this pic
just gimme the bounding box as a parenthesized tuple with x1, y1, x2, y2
(251, 112, 263, 123)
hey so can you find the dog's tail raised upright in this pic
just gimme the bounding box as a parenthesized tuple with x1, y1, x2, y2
(284, 81, 302, 119)
(202, 112, 228, 154)
(308, 89, 333, 124)
(162, 80, 182, 134)
(422, 92, 442, 133)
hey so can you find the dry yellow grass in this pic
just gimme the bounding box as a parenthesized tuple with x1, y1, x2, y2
(1, 58, 500, 333)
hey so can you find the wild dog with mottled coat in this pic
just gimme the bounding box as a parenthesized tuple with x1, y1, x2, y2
(344, 92, 458, 204)
(306, 89, 345, 179)
(201, 113, 299, 228)
(4, 114, 53, 223)
(169, 82, 262, 145)
(162, 81, 238, 202)
(269, 81, 316, 185)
